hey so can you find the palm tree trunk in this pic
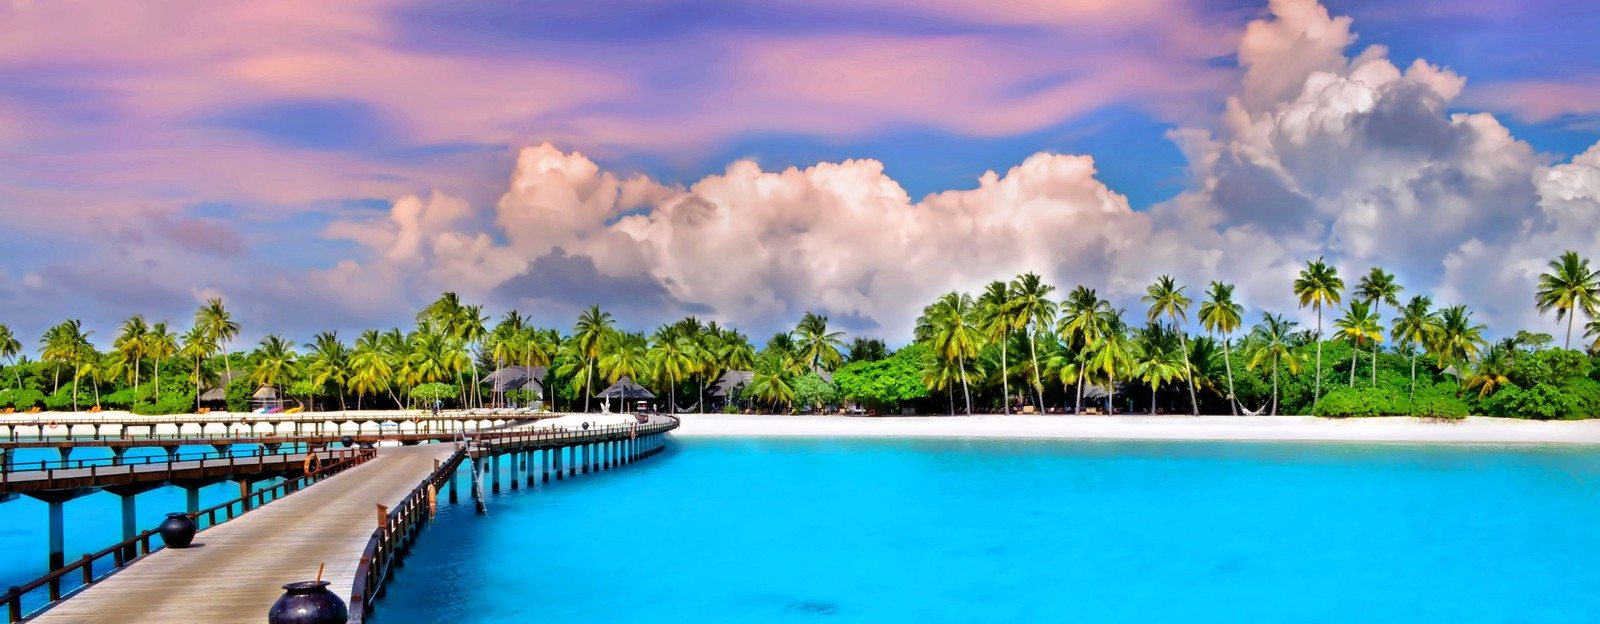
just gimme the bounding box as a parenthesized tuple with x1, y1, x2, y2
(1075, 368, 1085, 414)
(222, 342, 232, 395)
(1271, 359, 1280, 416)
(1566, 311, 1575, 350)
(133, 355, 140, 398)
(153, 357, 161, 400)
(1028, 326, 1044, 412)
(1151, 383, 1158, 414)
(1000, 335, 1010, 414)
(1350, 345, 1357, 387)
(948, 387, 954, 416)
(583, 359, 593, 412)
(1107, 376, 1115, 414)
(1313, 306, 1323, 407)
(194, 354, 202, 413)
(1371, 308, 1380, 386)
(1221, 334, 1238, 415)
(72, 373, 79, 412)
(1178, 330, 1198, 415)
(958, 354, 972, 415)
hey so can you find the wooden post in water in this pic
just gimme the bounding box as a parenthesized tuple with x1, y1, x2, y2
(376, 504, 388, 531)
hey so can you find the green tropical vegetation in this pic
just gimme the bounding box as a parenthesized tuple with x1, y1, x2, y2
(3, 252, 1600, 418)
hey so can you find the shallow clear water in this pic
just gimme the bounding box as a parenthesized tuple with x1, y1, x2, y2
(375, 437, 1600, 623)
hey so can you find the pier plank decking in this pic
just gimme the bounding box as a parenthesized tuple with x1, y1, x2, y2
(28, 443, 458, 623)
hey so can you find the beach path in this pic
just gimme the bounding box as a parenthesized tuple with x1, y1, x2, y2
(29, 443, 457, 623)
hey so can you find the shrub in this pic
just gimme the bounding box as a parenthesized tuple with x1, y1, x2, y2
(42, 386, 83, 411)
(1483, 383, 1575, 420)
(225, 375, 253, 412)
(410, 382, 458, 404)
(133, 390, 197, 415)
(722, 404, 739, 414)
(0, 388, 45, 410)
(1408, 395, 1470, 420)
(1314, 386, 1403, 418)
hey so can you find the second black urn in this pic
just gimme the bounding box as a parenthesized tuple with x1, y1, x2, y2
(157, 512, 197, 548)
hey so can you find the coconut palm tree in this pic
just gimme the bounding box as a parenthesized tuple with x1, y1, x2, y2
(40, 320, 93, 410)
(845, 337, 889, 363)
(1293, 258, 1344, 407)
(1354, 268, 1403, 386)
(195, 298, 240, 391)
(458, 304, 489, 408)
(0, 324, 21, 389)
(1133, 323, 1187, 414)
(572, 305, 614, 412)
(1087, 311, 1136, 414)
(1535, 251, 1600, 350)
(919, 292, 981, 414)
(746, 362, 796, 413)
(145, 322, 178, 401)
(1465, 344, 1513, 399)
(599, 331, 650, 410)
(1390, 296, 1440, 400)
(1143, 275, 1199, 414)
(304, 331, 351, 411)
(1010, 272, 1057, 414)
(1198, 281, 1244, 415)
(350, 329, 392, 410)
(1434, 305, 1488, 369)
(1246, 313, 1302, 415)
(114, 315, 149, 397)
(179, 325, 214, 412)
(251, 335, 298, 407)
(76, 348, 107, 408)
(977, 281, 1018, 413)
(648, 327, 697, 413)
(1332, 300, 1383, 386)
(794, 312, 847, 372)
(1058, 287, 1113, 414)
(1588, 318, 1600, 354)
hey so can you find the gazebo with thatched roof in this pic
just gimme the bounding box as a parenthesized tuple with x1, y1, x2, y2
(595, 376, 655, 412)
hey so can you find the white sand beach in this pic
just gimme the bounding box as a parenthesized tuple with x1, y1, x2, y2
(671, 413, 1600, 445)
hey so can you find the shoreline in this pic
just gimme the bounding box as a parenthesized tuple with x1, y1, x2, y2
(669, 413, 1600, 445)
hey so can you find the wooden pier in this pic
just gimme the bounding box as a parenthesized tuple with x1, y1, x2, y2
(6, 414, 677, 623)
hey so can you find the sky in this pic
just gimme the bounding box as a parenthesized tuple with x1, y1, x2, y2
(2, 0, 1600, 347)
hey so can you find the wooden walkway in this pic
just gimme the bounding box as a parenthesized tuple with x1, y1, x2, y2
(29, 443, 458, 623)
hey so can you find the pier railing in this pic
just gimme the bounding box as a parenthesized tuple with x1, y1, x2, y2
(348, 416, 678, 623)
(0, 447, 375, 623)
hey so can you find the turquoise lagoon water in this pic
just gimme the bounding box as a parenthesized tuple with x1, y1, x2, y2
(375, 437, 1600, 623)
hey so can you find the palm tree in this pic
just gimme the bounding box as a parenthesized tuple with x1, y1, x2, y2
(1198, 281, 1244, 415)
(1354, 268, 1403, 386)
(1588, 318, 1600, 354)
(1143, 275, 1199, 415)
(251, 335, 298, 407)
(114, 315, 149, 398)
(845, 337, 889, 363)
(1535, 251, 1600, 349)
(0, 324, 21, 389)
(648, 327, 697, 413)
(1293, 258, 1344, 407)
(1010, 272, 1057, 413)
(1390, 296, 1440, 400)
(196, 298, 241, 392)
(1058, 286, 1113, 414)
(179, 326, 214, 412)
(977, 281, 1018, 413)
(919, 292, 981, 414)
(1465, 344, 1513, 399)
(350, 329, 392, 410)
(746, 365, 796, 413)
(1133, 323, 1187, 414)
(458, 304, 489, 408)
(599, 331, 649, 409)
(144, 322, 178, 402)
(572, 305, 614, 412)
(304, 331, 351, 411)
(40, 320, 93, 410)
(76, 348, 107, 408)
(1246, 313, 1302, 415)
(1087, 311, 1136, 414)
(1434, 305, 1488, 369)
(793, 312, 846, 372)
(1332, 300, 1383, 386)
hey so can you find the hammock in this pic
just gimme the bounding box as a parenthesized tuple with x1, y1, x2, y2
(671, 400, 701, 414)
(1239, 400, 1270, 416)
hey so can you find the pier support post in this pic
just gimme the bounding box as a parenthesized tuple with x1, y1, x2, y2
(491, 453, 501, 494)
(543, 449, 552, 483)
(446, 464, 458, 504)
(526, 451, 535, 487)
(187, 487, 201, 514)
(110, 447, 127, 466)
(56, 447, 72, 464)
(509, 452, 519, 491)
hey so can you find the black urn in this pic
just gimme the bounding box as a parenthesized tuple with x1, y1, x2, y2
(157, 512, 197, 548)
(268, 580, 349, 624)
(340, 435, 354, 448)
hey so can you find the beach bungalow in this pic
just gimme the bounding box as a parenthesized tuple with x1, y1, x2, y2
(197, 371, 246, 409)
(708, 370, 753, 411)
(596, 376, 655, 412)
(250, 385, 280, 411)
(484, 365, 546, 407)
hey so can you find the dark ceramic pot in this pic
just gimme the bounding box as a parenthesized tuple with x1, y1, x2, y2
(340, 435, 354, 448)
(157, 512, 197, 548)
(268, 580, 349, 624)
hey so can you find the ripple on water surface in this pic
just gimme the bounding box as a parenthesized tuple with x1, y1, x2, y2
(374, 438, 1600, 623)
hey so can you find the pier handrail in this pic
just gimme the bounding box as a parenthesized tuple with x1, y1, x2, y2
(0, 447, 376, 623)
(347, 415, 678, 623)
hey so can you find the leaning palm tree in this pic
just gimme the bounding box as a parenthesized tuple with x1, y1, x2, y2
(1464, 344, 1513, 399)
(114, 315, 149, 398)
(1143, 275, 1199, 414)
(1390, 296, 1441, 400)
(1058, 286, 1113, 414)
(1246, 313, 1302, 415)
(1588, 318, 1600, 355)
(0, 323, 21, 389)
(572, 305, 615, 412)
(919, 292, 982, 414)
(1198, 281, 1244, 415)
(1293, 258, 1344, 407)
(1010, 272, 1057, 413)
(1133, 323, 1187, 414)
(1535, 251, 1600, 350)
(977, 281, 1018, 413)
(1332, 300, 1383, 387)
(793, 312, 847, 372)
(1354, 267, 1403, 386)
(196, 298, 241, 392)
(350, 329, 392, 410)
(178, 326, 214, 412)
